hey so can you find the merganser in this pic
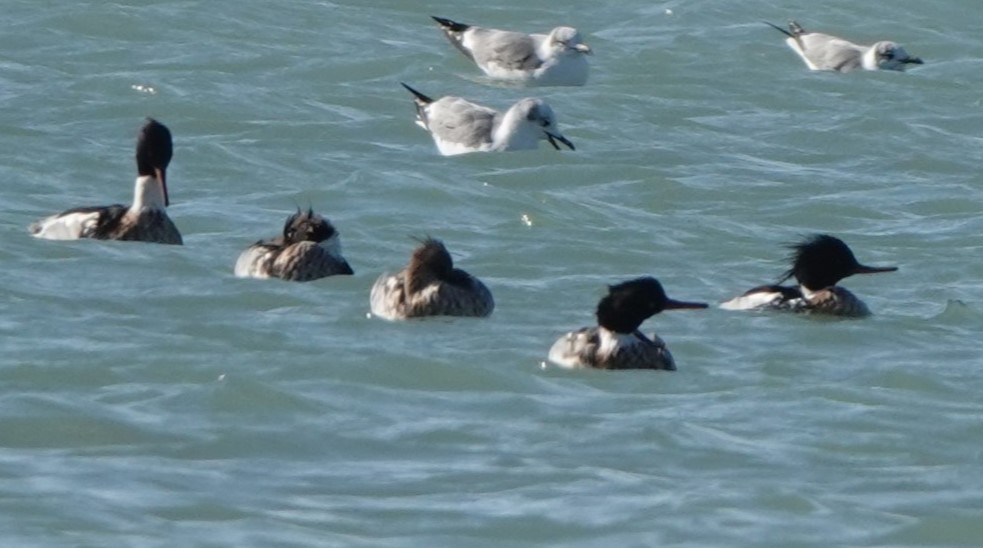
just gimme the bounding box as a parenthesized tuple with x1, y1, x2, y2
(431, 16, 592, 86)
(548, 277, 707, 370)
(369, 237, 494, 320)
(400, 83, 575, 156)
(766, 20, 923, 72)
(234, 208, 354, 281)
(720, 234, 898, 317)
(29, 118, 182, 245)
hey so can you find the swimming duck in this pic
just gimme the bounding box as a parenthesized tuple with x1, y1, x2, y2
(370, 237, 494, 320)
(234, 208, 353, 281)
(30, 118, 182, 245)
(548, 277, 707, 370)
(720, 234, 897, 317)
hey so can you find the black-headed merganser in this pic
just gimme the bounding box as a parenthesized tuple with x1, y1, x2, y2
(548, 277, 707, 370)
(720, 234, 898, 317)
(234, 208, 353, 281)
(369, 237, 494, 320)
(29, 118, 182, 245)
(400, 83, 575, 156)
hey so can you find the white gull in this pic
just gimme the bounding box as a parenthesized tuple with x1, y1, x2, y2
(431, 16, 591, 86)
(766, 20, 923, 72)
(400, 82, 575, 156)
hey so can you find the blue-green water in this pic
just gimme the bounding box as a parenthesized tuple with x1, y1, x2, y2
(3, 0, 983, 545)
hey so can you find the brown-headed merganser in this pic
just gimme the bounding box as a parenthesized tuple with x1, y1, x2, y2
(370, 237, 494, 320)
(234, 208, 353, 281)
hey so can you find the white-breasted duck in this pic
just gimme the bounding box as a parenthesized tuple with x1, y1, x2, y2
(369, 237, 494, 320)
(30, 118, 182, 245)
(234, 208, 353, 282)
(548, 277, 707, 370)
(720, 234, 898, 317)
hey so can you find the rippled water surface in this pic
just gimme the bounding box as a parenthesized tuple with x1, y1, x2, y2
(2, 0, 983, 545)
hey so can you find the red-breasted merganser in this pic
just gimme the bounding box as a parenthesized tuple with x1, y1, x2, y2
(29, 118, 182, 245)
(400, 83, 575, 156)
(431, 16, 592, 86)
(548, 277, 707, 370)
(234, 208, 354, 281)
(370, 237, 494, 320)
(720, 234, 898, 317)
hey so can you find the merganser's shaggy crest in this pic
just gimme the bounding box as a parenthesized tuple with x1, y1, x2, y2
(400, 83, 575, 156)
(369, 238, 494, 320)
(234, 208, 353, 282)
(431, 16, 592, 86)
(766, 21, 923, 72)
(720, 234, 898, 317)
(30, 118, 182, 245)
(548, 277, 708, 370)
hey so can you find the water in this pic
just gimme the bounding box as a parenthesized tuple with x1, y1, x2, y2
(2, 0, 983, 545)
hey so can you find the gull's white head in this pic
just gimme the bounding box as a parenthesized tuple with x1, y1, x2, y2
(516, 98, 575, 150)
(867, 41, 923, 71)
(548, 26, 592, 56)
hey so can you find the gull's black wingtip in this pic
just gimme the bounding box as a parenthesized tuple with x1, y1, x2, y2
(764, 21, 794, 39)
(400, 82, 434, 105)
(431, 16, 470, 33)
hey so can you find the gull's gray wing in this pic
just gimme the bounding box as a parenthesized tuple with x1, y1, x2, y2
(799, 33, 864, 71)
(425, 97, 498, 148)
(468, 28, 544, 71)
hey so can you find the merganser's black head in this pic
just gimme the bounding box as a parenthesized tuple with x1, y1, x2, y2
(405, 237, 471, 295)
(135, 118, 173, 206)
(779, 234, 898, 291)
(282, 207, 336, 244)
(595, 277, 707, 333)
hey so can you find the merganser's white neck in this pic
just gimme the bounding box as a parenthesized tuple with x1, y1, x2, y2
(131, 175, 166, 211)
(799, 285, 820, 299)
(596, 327, 623, 355)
